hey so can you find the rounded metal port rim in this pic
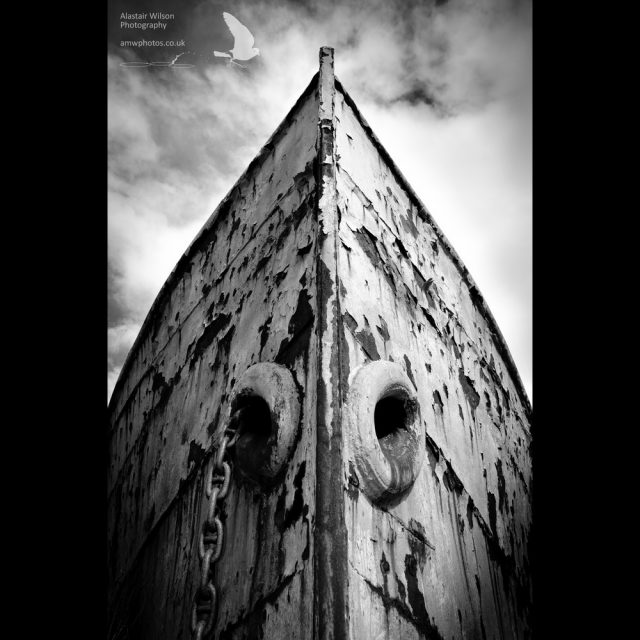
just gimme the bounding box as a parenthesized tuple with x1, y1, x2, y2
(346, 360, 424, 503)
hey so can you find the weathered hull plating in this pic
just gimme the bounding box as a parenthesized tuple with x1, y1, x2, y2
(107, 48, 532, 640)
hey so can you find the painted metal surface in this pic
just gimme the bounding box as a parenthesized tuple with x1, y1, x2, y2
(333, 72, 532, 639)
(345, 360, 425, 503)
(108, 71, 321, 639)
(107, 47, 532, 640)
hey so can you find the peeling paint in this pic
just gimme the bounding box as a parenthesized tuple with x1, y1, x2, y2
(108, 48, 531, 640)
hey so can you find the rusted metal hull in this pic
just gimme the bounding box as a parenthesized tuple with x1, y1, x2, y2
(107, 48, 532, 639)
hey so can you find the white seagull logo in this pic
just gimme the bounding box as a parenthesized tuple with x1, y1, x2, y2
(214, 12, 260, 68)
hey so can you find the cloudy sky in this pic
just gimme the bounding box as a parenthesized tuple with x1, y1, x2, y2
(108, 0, 532, 403)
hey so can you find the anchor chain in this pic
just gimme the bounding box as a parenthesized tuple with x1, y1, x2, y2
(191, 411, 243, 640)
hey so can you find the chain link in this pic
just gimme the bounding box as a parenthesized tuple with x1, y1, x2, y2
(191, 415, 241, 638)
